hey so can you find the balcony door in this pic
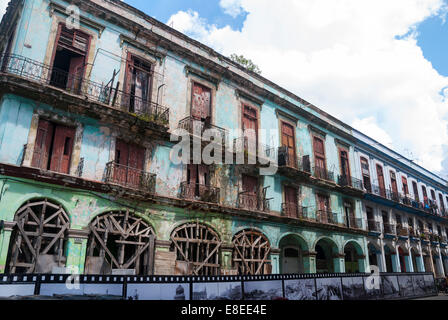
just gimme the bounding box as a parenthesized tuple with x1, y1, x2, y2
(241, 175, 258, 210)
(339, 149, 351, 185)
(317, 194, 330, 223)
(281, 122, 296, 168)
(124, 53, 153, 114)
(360, 157, 371, 192)
(191, 82, 211, 121)
(284, 186, 298, 218)
(412, 181, 419, 202)
(242, 105, 258, 151)
(390, 171, 398, 198)
(31, 119, 75, 174)
(376, 165, 386, 197)
(313, 137, 326, 178)
(114, 139, 145, 188)
(185, 164, 210, 199)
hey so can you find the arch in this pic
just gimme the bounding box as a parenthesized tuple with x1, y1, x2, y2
(410, 247, 421, 272)
(6, 198, 70, 274)
(170, 221, 222, 276)
(314, 237, 339, 273)
(85, 210, 155, 275)
(344, 241, 365, 273)
(232, 229, 271, 275)
(278, 233, 309, 274)
(368, 242, 380, 270)
(312, 236, 340, 254)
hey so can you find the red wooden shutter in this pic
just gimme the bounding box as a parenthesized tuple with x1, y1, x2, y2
(281, 122, 296, 167)
(376, 165, 385, 196)
(49, 125, 75, 174)
(285, 186, 297, 205)
(317, 194, 329, 211)
(31, 119, 54, 169)
(340, 150, 350, 178)
(191, 83, 211, 120)
(242, 175, 258, 194)
(126, 144, 145, 188)
(242, 106, 258, 149)
(198, 165, 209, 185)
(390, 171, 398, 195)
(124, 52, 134, 97)
(114, 139, 129, 185)
(401, 177, 409, 195)
(313, 137, 325, 169)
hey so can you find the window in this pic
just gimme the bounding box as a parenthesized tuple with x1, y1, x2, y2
(401, 176, 409, 195)
(31, 119, 75, 174)
(283, 186, 298, 218)
(50, 24, 90, 91)
(191, 82, 211, 120)
(124, 54, 153, 114)
(422, 186, 428, 204)
(412, 181, 419, 202)
(360, 157, 371, 192)
(240, 175, 259, 211)
(242, 105, 258, 151)
(280, 122, 296, 168)
(430, 189, 436, 201)
(112, 139, 145, 188)
(439, 194, 445, 212)
(376, 165, 386, 197)
(339, 149, 351, 183)
(390, 171, 398, 199)
(313, 137, 326, 178)
(408, 217, 414, 229)
(183, 164, 210, 200)
(395, 214, 402, 226)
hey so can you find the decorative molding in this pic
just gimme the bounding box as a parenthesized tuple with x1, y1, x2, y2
(335, 138, 351, 149)
(48, 1, 106, 38)
(275, 109, 299, 124)
(235, 88, 264, 107)
(185, 65, 221, 88)
(67, 228, 90, 239)
(303, 251, 317, 257)
(3, 221, 16, 231)
(334, 253, 346, 259)
(119, 34, 166, 62)
(308, 124, 326, 137)
(155, 239, 171, 248)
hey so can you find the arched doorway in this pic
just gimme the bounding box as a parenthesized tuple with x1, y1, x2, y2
(232, 229, 271, 275)
(279, 234, 308, 274)
(411, 247, 419, 272)
(344, 241, 365, 273)
(315, 238, 338, 273)
(6, 199, 70, 274)
(85, 211, 155, 275)
(171, 222, 222, 275)
(368, 243, 380, 270)
(384, 245, 394, 272)
(398, 247, 407, 272)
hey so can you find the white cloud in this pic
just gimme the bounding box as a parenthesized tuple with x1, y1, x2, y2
(167, 0, 448, 176)
(0, 0, 8, 21)
(219, 0, 244, 18)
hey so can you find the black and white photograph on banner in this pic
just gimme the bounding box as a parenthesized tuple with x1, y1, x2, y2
(412, 275, 426, 296)
(126, 283, 190, 300)
(192, 282, 242, 300)
(423, 275, 437, 294)
(341, 277, 366, 300)
(284, 279, 316, 300)
(398, 275, 414, 297)
(243, 280, 283, 300)
(315, 278, 343, 300)
(39, 283, 123, 298)
(0, 284, 35, 298)
(364, 275, 382, 300)
(382, 275, 400, 299)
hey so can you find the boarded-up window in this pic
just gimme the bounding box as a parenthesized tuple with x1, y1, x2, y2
(31, 119, 75, 174)
(232, 229, 271, 275)
(191, 82, 211, 120)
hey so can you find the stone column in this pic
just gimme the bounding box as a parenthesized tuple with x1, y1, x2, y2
(391, 250, 400, 272)
(379, 240, 387, 272)
(66, 229, 89, 274)
(408, 250, 415, 272)
(333, 253, 345, 273)
(303, 251, 317, 274)
(0, 221, 14, 274)
(434, 249, 445, 278)
(356, 254, 367, 273)
(270, 248, 280, 274)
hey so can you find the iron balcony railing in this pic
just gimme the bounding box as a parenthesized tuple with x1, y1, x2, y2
(232, 136, 276, 161)
(367, 220, 382, 233)
(281, 203, 310, 220)
(0, 54, 169, 125)
(313, 166, 335, 182)
(396, 224, 409, 237)
(237, 189, 272, 212)
(383, 223, 396, 235)
(316, 210, 339, 226)
(337, 175, 363, 190)
(177, 116, 228, 144)
(179, 182, 220, 204)
(105, 161, 156, 193)
(277, 147, 311, 173)
(344, 217, 364, 230)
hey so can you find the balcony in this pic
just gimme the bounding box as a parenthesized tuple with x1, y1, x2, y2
(277, 147, 311, 173)
(313, 166, 335, 182)
(237, 188, 272, 212)
(179, 182, 220, 204)
(367, 220, 382, 233)
(233, 136, 275, 162)
(383, 223, 396, 235)
(281, 203, 310, 220)
(316, 210, 339, 226)
(344, 217, 364, 230)
(337, 175, 363, 190)
(408, 227, 418, 238)
(396, 225, 409, 237)
(104, 162, 156, 193)
(0, 54, 169, 125)
(177, 116, 227, 144)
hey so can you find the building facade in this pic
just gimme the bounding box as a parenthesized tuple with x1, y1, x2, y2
(0, 0, 446, 277)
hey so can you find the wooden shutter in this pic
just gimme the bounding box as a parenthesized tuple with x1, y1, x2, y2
(313, 137, 325, 170)
(281, 122, 296, 166)
(284, 186, 297, 205)
(402, 177, 409, 195)
(390, 171, 398, 194)
(198, 165, 209, 185)
(31, 119, 54, 169)
(242, 175, 258, 194)
(340, 150, 350, 178)
(49, 125, 75, 174)
(317, 194, 329, 212)
(191, 83, 211, 120)
(125, 143, 145, 188)
(376, 165, 385, 195)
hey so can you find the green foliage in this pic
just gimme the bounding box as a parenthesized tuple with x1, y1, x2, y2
(230, 54, 262, 75)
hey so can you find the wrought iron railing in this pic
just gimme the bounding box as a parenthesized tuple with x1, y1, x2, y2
(396, 225, 409, 237)
(233, 136, 276, 160)
(0, 54, 169, 125)
(281, 203, 309, 220)
(237, 190, 271, 212)
(383, 223, 396, 235)
(344, 217, 364, 230)
(337, 175, 363, 190)
(104, 161, 156, 193)
(367, 220, 381, 233)
(177, 116, 227, 143)
(179, 182, 220, 203)
(313, 166, 334, 182)
(277, 147, 311, 173)
(316, 210, 339, 226)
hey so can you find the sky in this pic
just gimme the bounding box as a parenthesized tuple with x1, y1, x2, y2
(0, 0, 447, 180)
